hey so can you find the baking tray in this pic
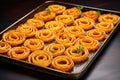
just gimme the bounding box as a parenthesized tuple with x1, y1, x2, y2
(0, 0, 120, 79)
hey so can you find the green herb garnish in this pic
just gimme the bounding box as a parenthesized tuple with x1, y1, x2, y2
(49, 48, 56, 53)
(96, 10, 101, 16)
(46, 9, 51, 14)
(76, 5, 84, 10)
(77, 45, 84, 53)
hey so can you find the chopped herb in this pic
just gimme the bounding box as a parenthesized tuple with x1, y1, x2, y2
(76, 5, 84, 10)
(49, 48, 56, 53)
(96, 11, 101, 16)
(46, 9, 51, 14)
(77, 45, 84, 53)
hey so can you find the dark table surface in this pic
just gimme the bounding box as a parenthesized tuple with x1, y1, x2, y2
(0, 0, 120, 80)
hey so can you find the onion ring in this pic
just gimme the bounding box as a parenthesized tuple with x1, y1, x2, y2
(44, 43, 65, 57)
(52, 55, 74, 72)
(74, 17, 95, 30)
(2, 30, 25, 46)
(48, 4, 66, 15)
(63, 7, 81, 19)
(98, 13, 120, 25)
(28, 50, 53, 67)
(8, 46, 30, 60)
(24, 39, 44, 51)
(65, 45, 89, 63)
(35, 29, 55, 43)
(0, 41, 11, 54)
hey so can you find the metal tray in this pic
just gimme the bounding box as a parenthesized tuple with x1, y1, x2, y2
(0, 0, 120, 79)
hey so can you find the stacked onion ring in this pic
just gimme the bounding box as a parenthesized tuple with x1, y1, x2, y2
(26, 18, 44, 29)
(65, 45, 89, 63)
(17, 24, 37, 38)
(44, 43, 65, 57)
(55, 15, 74, 25)
(76, 36, 99, 52)
(98, 13, 120, 25)
(48, 4, 66, 15)
(2, 30, 25, 46)
(35, 29, 55, 43)
(95, 22, 114, 33)
(8, 46, 30, 60)
(34, 11, 56, 22)
(24, 39, 44, 51)
(87, 29, 107, 41)
(45, 21, 64, 32)
(83, 10, 98, 21)
(64, 26, 85, 38)
(63, 7, 81, 19)
(52, 55, 74, 72)
(28, 50, 53, 67)
(0, 41, 11, 54)
(74, 17, 95, 30)
(55, 32, 76, 48)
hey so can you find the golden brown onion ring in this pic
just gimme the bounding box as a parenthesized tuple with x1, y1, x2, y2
(45, 21, 64, 32)
(95, 22, 114, 33)
(55, 32, 76, 48)
(98, 13, 120, 25)
(76, 36, 99, 52)
(24, 39, 44, 51)
(83, 10, 98, 21)
(28, 50, 53, 67)
(26, 18, 44, 29)
(0, 41, 11, 54)
(63, 7, 81, 19)
(87, 29, 107, 41)
(17, 24, 37, 38)
(34, 11, 56, 22)
(8, 46, 30, 60)
(74, 17, 95, 30)
(65, 45, 89, 63)
(52, 55, 74, 72)
(48, 4, 66, 15)
(64, 26, 85, 38)
(44, 43, 65, 57)
(2, 30, 25, 46)
(35, 29, 55, 43)
(55, 15, 74, 25)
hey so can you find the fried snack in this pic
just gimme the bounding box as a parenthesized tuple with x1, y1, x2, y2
(65, 45, 89, 63)
(48, 4, 66, 15)
(24, 39, 44, 51)
(98, 13, 120, 25)
(52, 55, 74, 72)
(2, 30, 25, 46)
(74, 17, 95, 30)
(55, 15, 74, 25)
(44, 43, 65, 57)
(28, 50, 53, 67)
(87, 29, 107, 41)
(64, 26, 85, 38)
(76, 36, 99, 52)
(34, 11, 56, 22)
(55, 32, 76, 48)
(8, 46, 30, 60)
(17, 24, 37, 38)
(26, 18, 44, 29)
(95, 22, 114, 33)
(0, 41, 11, 54)
(83, 10, 98, 21)
(63, 7, 81, 19)
(35, 29, 55, 42)
(45, 21, 64, 32)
